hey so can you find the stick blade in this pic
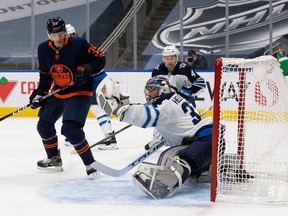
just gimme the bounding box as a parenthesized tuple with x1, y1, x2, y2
(90, 139, 165, 177)
(90, 161, 128, 177)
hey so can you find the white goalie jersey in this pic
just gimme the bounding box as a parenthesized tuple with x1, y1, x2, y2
(120, 92, 212, 147)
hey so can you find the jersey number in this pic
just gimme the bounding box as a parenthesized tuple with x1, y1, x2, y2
(181, 102, 201, 125)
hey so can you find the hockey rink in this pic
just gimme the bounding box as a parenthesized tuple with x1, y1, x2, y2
(0, 117, 288, 215)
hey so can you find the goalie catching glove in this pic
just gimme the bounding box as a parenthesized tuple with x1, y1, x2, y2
(101, 77, 120, 99)
(97, 91, 130, 118)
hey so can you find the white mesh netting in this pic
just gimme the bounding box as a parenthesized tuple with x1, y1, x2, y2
(215, 55, 288, 203)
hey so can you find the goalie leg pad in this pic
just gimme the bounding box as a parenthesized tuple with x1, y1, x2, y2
(133, 162, 175, 199)
(133, 171, 172, 200)
(133, 156, 191, 199)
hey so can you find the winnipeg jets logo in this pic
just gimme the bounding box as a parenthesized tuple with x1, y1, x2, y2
(179, 63, 186, 69)
(154, 64, 160, 70)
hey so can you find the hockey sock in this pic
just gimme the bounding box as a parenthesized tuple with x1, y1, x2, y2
(74, 140, 95, 165)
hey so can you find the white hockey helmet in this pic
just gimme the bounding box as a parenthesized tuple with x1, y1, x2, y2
(65, 24, 76, 36)
(162, 45, 179, 61)
(144, 76, 171, 101)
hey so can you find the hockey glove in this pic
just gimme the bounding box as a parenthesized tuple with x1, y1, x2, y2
(102, 77, 120, 99)
(113, 93, 130, 117)
(74, 64, 93, 86)
(97, 92, 130, 118)
(144, 129, 163, 150)
(179, 87, 196, 107)
(179, 87, 192, 98)
(29, 89, 47, 109)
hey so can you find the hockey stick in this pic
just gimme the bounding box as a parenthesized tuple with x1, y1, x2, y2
(90, 138, 166, 177)
(70, 124, 132, 154)
(0, 85, 71, 122)
(90, 124, 132, 149)
(200, 95, 231, 117)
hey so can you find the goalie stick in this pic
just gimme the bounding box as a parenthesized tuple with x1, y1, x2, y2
(90, 95, 233, 177)
(70, 124, 132, 154)
(90, 138, 166, 177)
(200, 95, 232, 117)
(0, 84, 71, 122)
(90, 124, 132, 149)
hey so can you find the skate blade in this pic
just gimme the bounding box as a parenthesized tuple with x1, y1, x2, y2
(37, 166, 64, 172)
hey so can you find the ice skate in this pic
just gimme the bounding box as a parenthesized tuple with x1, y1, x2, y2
(37, 150, 63, 172)
(98, 131, 119, 150)
(86, 164, 101, 179)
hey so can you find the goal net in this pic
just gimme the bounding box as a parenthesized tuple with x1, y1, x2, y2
(211, 55, 288, 203)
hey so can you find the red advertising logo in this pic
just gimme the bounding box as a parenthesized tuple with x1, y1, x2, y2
(254, 79, 279, 107)
(0, 76, 17, 103)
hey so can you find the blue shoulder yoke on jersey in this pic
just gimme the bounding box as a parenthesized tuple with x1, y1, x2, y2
(151, 92, 175, 107)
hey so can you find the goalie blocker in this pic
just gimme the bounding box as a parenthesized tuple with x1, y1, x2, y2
(96, 77, 130, 118)
(97, 92, 130, 117)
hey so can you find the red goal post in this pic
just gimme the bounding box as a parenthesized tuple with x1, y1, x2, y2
(211, 55, 288, 203)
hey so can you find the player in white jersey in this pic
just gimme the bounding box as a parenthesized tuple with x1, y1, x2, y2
(97, 76, 213, 199)
(65, 24, 121, 150)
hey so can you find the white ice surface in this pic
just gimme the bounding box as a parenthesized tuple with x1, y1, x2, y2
(0, 117, 287, 216)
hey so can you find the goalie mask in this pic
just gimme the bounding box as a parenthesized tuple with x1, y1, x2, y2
(144, 76, 171, 102)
